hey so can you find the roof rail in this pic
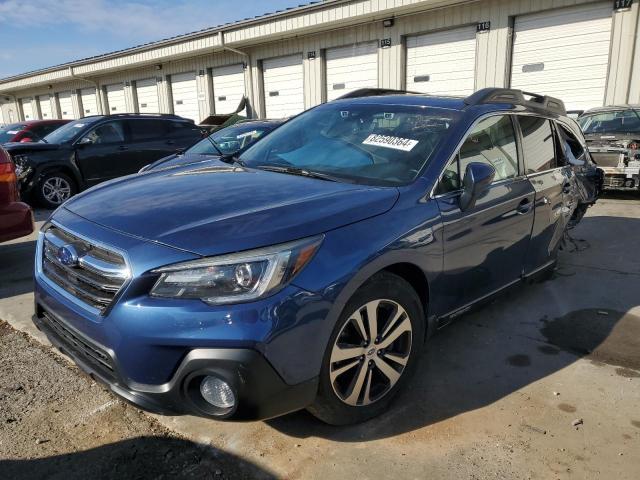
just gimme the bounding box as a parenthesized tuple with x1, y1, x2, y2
(464, 88, 567, 116)
(336, 88, 418, 100)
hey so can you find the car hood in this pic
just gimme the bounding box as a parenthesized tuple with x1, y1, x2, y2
(144, 153, 219, 172)
(4, 142, 62, 153)
(63, 161, 399, 256)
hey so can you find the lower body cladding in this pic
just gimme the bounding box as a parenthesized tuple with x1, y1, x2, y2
(32, 302, 319, 422)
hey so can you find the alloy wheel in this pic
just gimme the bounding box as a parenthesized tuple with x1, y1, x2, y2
(329, 299, 413, 406)
(42, 177, 72, 205)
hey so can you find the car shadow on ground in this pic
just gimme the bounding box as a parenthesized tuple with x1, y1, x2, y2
(0, 239, 37, 299)
(267, 215, 640, 442)
(0, 436, 276, 480)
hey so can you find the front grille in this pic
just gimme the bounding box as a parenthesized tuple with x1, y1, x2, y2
(40, 311, 115, 378)
(42, 225, 129, 314)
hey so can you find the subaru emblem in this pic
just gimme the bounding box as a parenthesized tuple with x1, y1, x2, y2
(57, 244, 79, 267)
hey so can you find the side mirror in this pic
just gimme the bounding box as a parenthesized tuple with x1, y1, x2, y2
(459, 162, 495, 211)
(77, 136, 93, 146)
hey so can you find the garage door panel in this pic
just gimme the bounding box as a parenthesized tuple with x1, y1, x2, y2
(171, 72, 200, 122)
(38, 95, 52, 119)
(263, 55, 304, 118)
(21, 99, 34, 120)
(106, 84, 126, 115)
(58, 92, 75, 119)
(511, 3, 612, 111)
(136, 78, 159, 114)
(406, 26, 477, 96)
(326, 42, 378, 101)
(213, 64, 246, 114)
(80, 88, 99, 116)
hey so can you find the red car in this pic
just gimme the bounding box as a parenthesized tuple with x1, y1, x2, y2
(0, 146, 33, 242)
(0, 119, 70, 144)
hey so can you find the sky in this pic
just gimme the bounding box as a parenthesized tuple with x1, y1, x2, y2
(0, 0, 307, 79)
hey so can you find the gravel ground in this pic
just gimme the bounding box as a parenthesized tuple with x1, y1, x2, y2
(0, 320, 275, 480)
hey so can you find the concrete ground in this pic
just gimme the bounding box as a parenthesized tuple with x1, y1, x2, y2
(1, 195, 639, 479)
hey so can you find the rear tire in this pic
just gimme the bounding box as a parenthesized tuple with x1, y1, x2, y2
(308, 272, 425, 425)
(36, 171, 77, 209)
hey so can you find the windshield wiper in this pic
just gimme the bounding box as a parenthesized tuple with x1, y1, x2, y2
(205, 136, 224, 156)
(255, 165, 339, 182)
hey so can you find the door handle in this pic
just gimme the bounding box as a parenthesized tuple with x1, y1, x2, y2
(517, 198, 533, 215)
(117, 145, 128, 151)
(166, 140, 175, 145)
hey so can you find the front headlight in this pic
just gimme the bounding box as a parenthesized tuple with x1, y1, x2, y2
(150, 236, 323, 305)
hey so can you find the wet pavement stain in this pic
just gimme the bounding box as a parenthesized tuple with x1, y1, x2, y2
(540, 309, 640, 371)
(616, 367, 640, 378)
(537, 345, 560, 355)
(507, 354, 531, 367)
(558, 403, 577, 413)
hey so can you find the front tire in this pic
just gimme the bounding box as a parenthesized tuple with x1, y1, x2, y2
(36, 171, 77, 209)
(308, 272, 425, 425)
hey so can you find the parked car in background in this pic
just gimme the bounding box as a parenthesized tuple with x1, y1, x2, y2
(32, 88, 599, 426)
(0, 120, 70, 145)
(0, 146, 33, 243)
(5, 114, 206, 208)
(140, 119, 284, 172)
(577, 106, 640, 191)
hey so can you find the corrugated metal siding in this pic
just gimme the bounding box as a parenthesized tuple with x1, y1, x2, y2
(1, 0, 639, 113)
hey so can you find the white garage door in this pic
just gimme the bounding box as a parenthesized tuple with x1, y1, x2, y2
(406, 26, 477, 96)
(263, 54, 304, 118)
(58, 91, 75, 119)
(136, 78, 160, 114)
(171, 72, 199, 122)
(38, 95, 53, 119)
(213, 64, 246, 115)
(326, 42, 378, 101)
(106, 84, 126, 114)
(21, 98, 34, 120)
(511, 3, 613, 111)
(80, 88, 99, 117)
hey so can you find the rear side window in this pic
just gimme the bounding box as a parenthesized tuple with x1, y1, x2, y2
(518, 116, 556, 173)
(167, 121, 202, 139)
(555, 123, 586, 165)
(128, 119, 167, 141)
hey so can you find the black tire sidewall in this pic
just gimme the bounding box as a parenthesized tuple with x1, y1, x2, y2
(309, 271, 425, 425)
(36, 172, 76, 209)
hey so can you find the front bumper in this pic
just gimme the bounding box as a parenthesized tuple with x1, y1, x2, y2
(33, 308, 318, 420)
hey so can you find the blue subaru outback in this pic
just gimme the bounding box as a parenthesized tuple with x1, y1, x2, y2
(33, 88, 600, 424)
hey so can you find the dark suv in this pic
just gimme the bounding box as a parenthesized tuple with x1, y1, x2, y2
(33, 89, 600, 425)
(6, 114, 204, 208)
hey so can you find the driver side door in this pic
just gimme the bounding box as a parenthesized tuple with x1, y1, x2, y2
(74, 120, 130, 185)
(434, 114, 536, 316)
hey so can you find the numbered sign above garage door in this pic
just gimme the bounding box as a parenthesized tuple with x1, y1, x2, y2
(80, 88, 99, 117)
(510, 3, 613, 111)
(171, 72, 200, 122)
(20, 98, 34, 120)
(38, 95, 52, 119)
(263, 54, 304, 118)
(136, 78, 160, 114)
(213, 64, 246, 115)
(406, 26, 477, 96)
(326, 42, 378, 101)
(58, 91, 75, 119)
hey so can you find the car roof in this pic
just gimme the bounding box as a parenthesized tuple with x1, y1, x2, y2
(582, 105, 640, 115)
(329, 93, 468, 111)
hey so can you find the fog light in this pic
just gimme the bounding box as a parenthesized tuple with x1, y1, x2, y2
(200, 376, 236, 410)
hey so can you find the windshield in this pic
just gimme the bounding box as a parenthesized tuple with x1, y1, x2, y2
(0, 123, 27, 143)
(42, 120, 92, 144)
(578, 109, 640, 134)
(187, 123, 275, 156)
(240, 103, 458, 186)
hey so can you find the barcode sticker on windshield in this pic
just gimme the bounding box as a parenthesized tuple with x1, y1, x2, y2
(362, 134, 418, 152)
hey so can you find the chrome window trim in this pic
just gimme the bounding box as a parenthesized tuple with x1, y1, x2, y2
(430, 110, 561, 200)
(36, 220, 133, 317)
